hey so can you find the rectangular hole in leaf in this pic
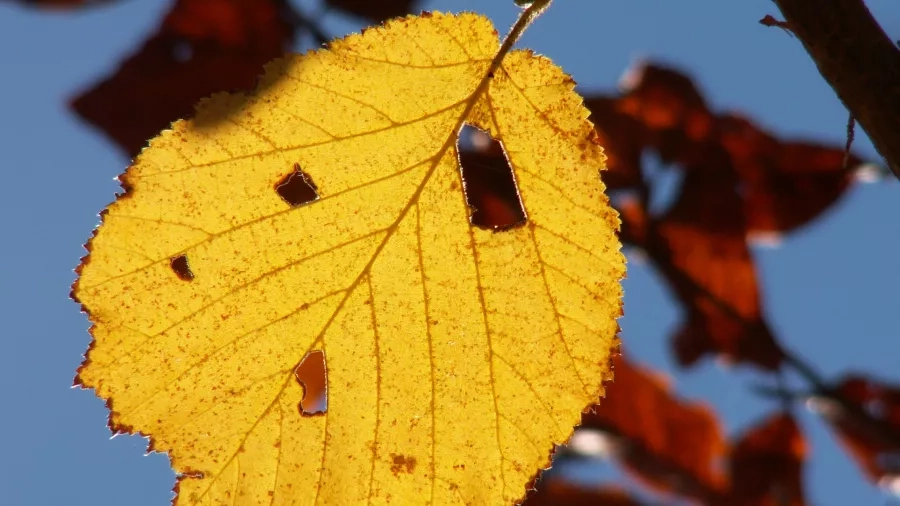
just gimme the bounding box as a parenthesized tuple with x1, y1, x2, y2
(294, 349, 327, 416)
(457, 125, 527, 231)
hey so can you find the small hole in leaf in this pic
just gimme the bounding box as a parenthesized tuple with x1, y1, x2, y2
(170, 254, 194, 281)
(275, 163, 319, 207)
(457, 125, 526, 231)
(294, 350, 327, 416)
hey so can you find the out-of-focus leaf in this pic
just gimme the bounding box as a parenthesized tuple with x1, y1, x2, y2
(581, 354, 727, 501)
(324, 0, 418, 23)
(584, 61, 865, 369)
(652, 169, 783, 369)
(728, 412, 807, 506)
(615, 63, 717, 169)
(585, 62, 862, 236)
(818, 375, 900, 484)
(585, 97, 646, 190)
(719, 114, 856, 236)
(71, 0, 296, 157)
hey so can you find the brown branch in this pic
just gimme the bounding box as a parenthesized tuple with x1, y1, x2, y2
(771, 0, 900, 179)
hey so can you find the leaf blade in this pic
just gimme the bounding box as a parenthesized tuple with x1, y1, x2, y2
(74, 11, 624, 505)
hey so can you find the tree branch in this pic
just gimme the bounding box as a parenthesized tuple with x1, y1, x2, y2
(772, 0, 900, 179)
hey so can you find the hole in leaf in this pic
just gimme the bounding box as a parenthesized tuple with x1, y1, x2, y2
(275, 163, 319, 207)
(457, 125, 526, 231)
(169, 254, 194, 281)
(294, 350, 327, 416)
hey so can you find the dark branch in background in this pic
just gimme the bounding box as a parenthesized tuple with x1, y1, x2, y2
(770, 0, 900, 180)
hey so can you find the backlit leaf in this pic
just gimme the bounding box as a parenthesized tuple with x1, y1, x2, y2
(73, 10, 624, 505)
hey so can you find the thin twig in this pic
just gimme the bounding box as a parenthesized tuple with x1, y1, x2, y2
(844, 113, 856, 171)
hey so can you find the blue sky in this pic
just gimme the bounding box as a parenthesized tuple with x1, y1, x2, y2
(1, 0, 898, 504)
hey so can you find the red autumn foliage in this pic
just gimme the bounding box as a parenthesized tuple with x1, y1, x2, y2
(729, 413, 806, 506)
(817, 375, 900, 483)
(718, 114, 858, 235)
(584, 62, 860, 369)
(649, 168, 784, 369)
(324, 0, 419, 23)
(71, 0, 296, 157)
(589, 63, 857, 236)
(572, 357, 808, 505)
(581, 354, 728, 501)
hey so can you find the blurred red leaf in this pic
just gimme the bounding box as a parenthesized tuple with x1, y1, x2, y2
(818, 375, 900, 483)
(521, 480, 645, 506)
(585, 62, 864, 368)
(585, 97, 646, 190)
(612, 63, 718, 171)
(71, 0, 296, 157)
(719, 114, 856, 236)
(581, 354, 728, 501)
(651, 168, 784, 369)
(324, 0, 418, 23)
(728, 412, 807, 506)
(585, 62, 860, 236)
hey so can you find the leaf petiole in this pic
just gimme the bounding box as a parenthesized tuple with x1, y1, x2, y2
(488, 0, 554, 78)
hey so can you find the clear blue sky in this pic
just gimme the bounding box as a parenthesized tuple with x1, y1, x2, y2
(1, 0, 898, 504)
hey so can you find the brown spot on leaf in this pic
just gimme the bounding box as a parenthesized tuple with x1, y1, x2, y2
(390, 453, 417, 475)
(294, 350, 327, 416)
(275, 163, 319, 207)
(170, 254, 194, 281)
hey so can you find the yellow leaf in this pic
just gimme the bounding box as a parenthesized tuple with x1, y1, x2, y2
(73, 8, 624, 506)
